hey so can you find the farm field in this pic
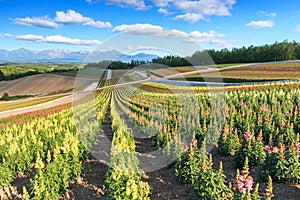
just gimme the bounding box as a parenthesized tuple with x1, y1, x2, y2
(0, 96, 63, 112)
(0, 76, 299, 199)
(172, 61, 300, 83)
(0, 63, 80, 81)
(2, 0, 300, 199)
(0, 74, 98, 97)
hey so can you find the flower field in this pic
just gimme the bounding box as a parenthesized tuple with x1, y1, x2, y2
(0, 79, 299, 199)
(174, 61, 300, 82)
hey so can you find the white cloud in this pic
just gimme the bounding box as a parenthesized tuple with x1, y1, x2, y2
(113, 23, 164, 35)
(150, 0, 173, 7)
(45, 35, 101, 45)
(246, 20, 275, 28)
(14, 16, 59, 28)
(157, 7, 172, 15)
(55, 10, 91, 24)
(190, 30, 224, 40)
(296, 24, 300, 32)
(14, 10, 112, 29)
(83, 20, 112, 28)
(173, 13, 204, 23)
(15, 34, 44, 42)
(0, 33, 13, 38)
(16, 34, 101, 45)
(267, 12, 276, 17)
(106, 0, 149, 10)
(210, 39, 234, 48)
(258, 11, 276, 18)
(167, 29, 189, 37)
(112, 23, 232, 48)
(172, 0, 235, 22)
(113, 23, 188, 37)
(90, 0, 236, 23)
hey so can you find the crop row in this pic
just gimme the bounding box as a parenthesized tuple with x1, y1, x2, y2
(104, 92, 150, 200)
(0, 88, 111, 199)
(112, 82, 300, 199)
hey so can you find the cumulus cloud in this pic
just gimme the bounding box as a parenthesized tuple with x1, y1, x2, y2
(55, 10, 92, 24)
(246, 20, 275, 28)
(0, 33, 13, 38)
(172, 0, 235, 23)
(14, 16, 59, 28)
(44, 35, 101, 45)
(210, 39, 234, 48)
(91, 0, 236, 23)
(173, 13, 204, 23)
(83, 20, 112, 28)
(112, 23, 232, 48)
(157, 8, 172, 15)
(14, 10, 112, 29)
(106, 0, 149, 10)
(15, 34, 44, 42)
(16, 34, 101, 45)
(113, 23, 188, 38)
(113, 23, 164, 35)
(150, 0, 173, 7)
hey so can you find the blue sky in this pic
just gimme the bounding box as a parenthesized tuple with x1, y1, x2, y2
(0, 0, 300, 55)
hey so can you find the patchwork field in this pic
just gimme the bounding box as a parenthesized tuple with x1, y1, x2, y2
(0, 74, 97, 97)
(0, 62, 300, 200)
(171, 61, 300, 83)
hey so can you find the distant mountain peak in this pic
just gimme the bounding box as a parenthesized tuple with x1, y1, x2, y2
(0, 48, 159, 63)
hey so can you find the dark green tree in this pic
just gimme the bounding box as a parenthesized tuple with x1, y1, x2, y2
(0, 70, 4, 81)
(2, 92, 9, 101)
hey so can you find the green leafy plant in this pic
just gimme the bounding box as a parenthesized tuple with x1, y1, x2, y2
(175, 137, 201, 184)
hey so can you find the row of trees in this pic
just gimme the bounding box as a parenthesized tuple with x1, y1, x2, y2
(85, 60, 147, 69)
(205, 40, 300, 64)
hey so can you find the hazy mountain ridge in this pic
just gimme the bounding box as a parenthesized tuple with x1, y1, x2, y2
(0, 48, 158, 63)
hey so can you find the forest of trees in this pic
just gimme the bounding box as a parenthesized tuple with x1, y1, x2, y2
(85, 60, 147, 69)
(152, 55, 192, 67)
(201, 40, 300, 64)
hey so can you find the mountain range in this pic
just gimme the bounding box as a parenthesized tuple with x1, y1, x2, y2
(0, 48, 159, 63)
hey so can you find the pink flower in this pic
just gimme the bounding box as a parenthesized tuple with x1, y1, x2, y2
(235, 173, 254, 194)
(265, 145, 272, 154)
(191, 138, 197, 148)
(260, 105, 268, 112)
(279, 120, 285, 128)
(181, 144, 189, 152)
(244, 131, 253, 140)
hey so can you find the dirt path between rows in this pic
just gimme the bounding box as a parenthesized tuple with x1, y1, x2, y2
(60, 105, 113, 200)
(113, 98, 193, 199)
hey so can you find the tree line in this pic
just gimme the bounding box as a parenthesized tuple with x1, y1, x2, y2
(204, 40, 300, 64)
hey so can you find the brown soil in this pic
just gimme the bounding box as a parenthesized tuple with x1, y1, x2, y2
(60, 101, 300, 200)
(0, 74, 95, 96)
(1, 103, 299, 200)
(0, 172, 34, 200)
